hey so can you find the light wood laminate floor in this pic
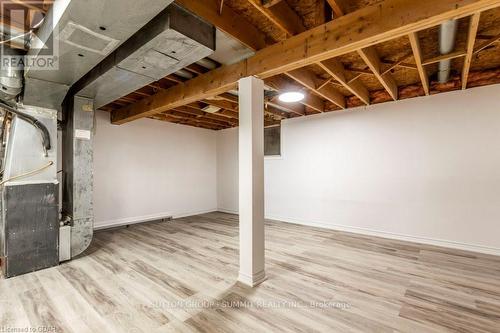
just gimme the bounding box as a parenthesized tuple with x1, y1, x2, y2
(1, 212, 500, 332)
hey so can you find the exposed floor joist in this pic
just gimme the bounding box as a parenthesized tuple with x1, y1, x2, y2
(318, 58, 370, 105)
(265, 75, 326, 113)
(246, 0, 305, 37)
(358, 47, 399, 100)
(462, 13, 482, 89)
(175, 0, 267, 51)
(473, 32, 500, 53)
(408, 32, 430, 95)
(286, 68, 346, 109)
(422, 49, 468, 66)
(326, 0, 349, 17)
(111, 0, 500, 124)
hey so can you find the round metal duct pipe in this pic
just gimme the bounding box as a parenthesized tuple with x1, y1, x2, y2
(0, 48, 23, 101)
(438, 20, 458, 83)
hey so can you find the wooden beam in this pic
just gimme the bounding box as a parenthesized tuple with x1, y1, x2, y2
(318, 58, 370, 105)
(263, 0, 283, 8)
(203, 99, 239, 112)
(177, 105, 238, 125)
(216, 93, 239, 103)
(217, 109, 239, 119)
(9, 0, 47, 13)
(326, 0, 349, 17)
(167, 110, 230, 128)
(112, 0, 498, 124)
(268, 99, 306, 116)
(286, 68, 346, 109)
(380, 52, 414, 75)
(174, 0, 267, 51)
(265, 75, 325, 113)
(265, 104, 290, 119)
(473, 32, 500, 54)
(358, 47, 398, 100)
(408, 32, 430, 95)
(246, 0, 305, 36)
(462, 13, 481, 89)
(422, 49, 467, 66)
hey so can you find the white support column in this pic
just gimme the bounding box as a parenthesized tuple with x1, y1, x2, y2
(238, 76, 266, 287)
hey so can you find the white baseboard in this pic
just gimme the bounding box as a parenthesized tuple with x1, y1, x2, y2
(216, 209, 500, 256)
(94, 208, 218, 230)
(217, 208, 238, 215)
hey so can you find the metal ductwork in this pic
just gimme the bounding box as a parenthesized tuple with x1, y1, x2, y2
(0, 48, 23, 102)
(72, 3, 215, 109)
(438, 20, 458, 83)
(21, 0, 176, 262)
(23, 0, 174, 111)
(60, 2, 214, 259)
(1, 0, 216, 275)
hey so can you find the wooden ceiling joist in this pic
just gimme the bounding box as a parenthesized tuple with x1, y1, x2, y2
(318, 58, 370, 105)
(175, 0, 267, 51)
(217, 109, 239, 119)
(286, 68, 346, 109)
(422, 49, 468, 66)
(408, 32, 430, 95)
(326, 0, 349, 17)
(246, 0, 305, 37)
(473, 32, 500, 54)
(203, 99, 239, 112)
(265, 75, 325, 112)
(380, 52, 415, 75)
(268, 99, 306, 116)
(462, 13, 482, 89)
(112, 0, 499, 124)
(358, 47, 399, 100)
(9, 0, 48, 14)
(176, 105, 238, 125)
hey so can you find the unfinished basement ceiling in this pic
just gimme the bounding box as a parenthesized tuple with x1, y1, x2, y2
(8, 1, 499, 131)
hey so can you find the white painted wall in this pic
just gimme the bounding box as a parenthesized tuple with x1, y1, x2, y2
(216, 85, 500, 254)
(93, 110, 217, 229)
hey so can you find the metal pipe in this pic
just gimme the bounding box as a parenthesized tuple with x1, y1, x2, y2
(438, 20, 458, 83)
(0, 101, 51, 153)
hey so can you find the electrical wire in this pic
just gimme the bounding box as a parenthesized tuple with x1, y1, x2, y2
(0, 161, 53, 186)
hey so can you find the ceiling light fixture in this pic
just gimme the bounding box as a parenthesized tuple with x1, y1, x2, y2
(278, 91, 305, 103)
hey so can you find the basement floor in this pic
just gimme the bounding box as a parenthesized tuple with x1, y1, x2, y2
(1, 212, 500, 332)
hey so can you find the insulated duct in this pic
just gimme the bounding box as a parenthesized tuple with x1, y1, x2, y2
(438, 20, 458, 83)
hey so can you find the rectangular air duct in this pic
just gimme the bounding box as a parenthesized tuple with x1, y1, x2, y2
(72, 3, 215, 109)
(23, 0, 174, 110)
